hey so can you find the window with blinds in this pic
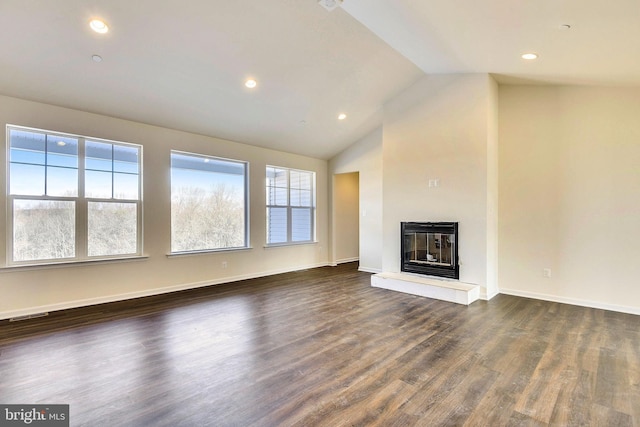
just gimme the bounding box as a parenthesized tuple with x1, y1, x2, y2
(266, 166, 315, 245)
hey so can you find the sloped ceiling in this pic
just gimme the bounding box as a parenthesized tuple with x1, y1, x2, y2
(0, 0, 638, 159)
(342, 0, 640, 86)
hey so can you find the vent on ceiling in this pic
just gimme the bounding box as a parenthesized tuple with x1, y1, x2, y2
(318, 0, 343, 12)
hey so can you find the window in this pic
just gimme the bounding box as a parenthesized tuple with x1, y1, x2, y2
(266, 166, 315, 245)
(170, 151, 248, 253)
(7, 126, 142, 264)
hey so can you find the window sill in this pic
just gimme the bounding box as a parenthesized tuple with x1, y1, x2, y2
(0, 255, 149, 272)
(264, 241, 318, 249)
(167, 247, 253, 258)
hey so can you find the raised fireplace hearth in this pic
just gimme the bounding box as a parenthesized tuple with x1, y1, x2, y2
(401, 222, 459, 279)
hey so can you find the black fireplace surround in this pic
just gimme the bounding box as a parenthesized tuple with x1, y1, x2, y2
(401, 222, 459, 279)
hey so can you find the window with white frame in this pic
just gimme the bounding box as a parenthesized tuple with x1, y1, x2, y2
(170, 151, 248, 253)
(7, 125, 142, 264)
(266, 166, 315, 245)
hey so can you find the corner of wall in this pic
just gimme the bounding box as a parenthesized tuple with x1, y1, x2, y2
(485, 74, 500, 297)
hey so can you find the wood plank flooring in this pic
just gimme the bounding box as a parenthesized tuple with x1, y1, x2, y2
(1, 263, 638, 426)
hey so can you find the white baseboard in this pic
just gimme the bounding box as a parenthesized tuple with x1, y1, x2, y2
(481, 289, 500, 301)
(358, 266, 382, 274)
(499, 288, 640, 316)
(336, 257, 359, 264)
(0, 262, 330, 321)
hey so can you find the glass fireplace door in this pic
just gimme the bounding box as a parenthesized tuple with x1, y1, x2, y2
(401, 222, 459, 279)
(405, 232, 455, 267)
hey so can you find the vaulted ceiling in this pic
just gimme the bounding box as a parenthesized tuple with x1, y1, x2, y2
(1, 0, 638, 159)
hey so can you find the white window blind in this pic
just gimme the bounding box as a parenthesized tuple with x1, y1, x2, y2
(266, 166, 315, 245)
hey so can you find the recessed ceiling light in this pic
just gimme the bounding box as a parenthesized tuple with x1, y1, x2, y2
(521, 53, 538, 60)
(338, 113, 347, 120)
(89, 19, 109, 34)
(245, 79, 257, 89)
(91, 54, 103, 63)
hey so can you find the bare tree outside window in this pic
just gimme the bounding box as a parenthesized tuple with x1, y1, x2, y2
(7, 126, 142, 265)
(170, 152, 248, 253)
(13, 200, 75, 261)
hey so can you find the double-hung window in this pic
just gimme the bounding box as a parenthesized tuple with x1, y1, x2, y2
(170, 151, 248, 253)
(7, 125, 142, 264)
(266, 166, 315, 245)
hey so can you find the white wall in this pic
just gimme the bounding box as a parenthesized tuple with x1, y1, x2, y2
(330, 79, 639, 314)
(329, 127, 383, 272)
(0, 95, 329, 319)
(333, 172, 359, 264)
(499, 86, 640, 314)
(381, 74, 498, 297)
(486, 76, 499, 298)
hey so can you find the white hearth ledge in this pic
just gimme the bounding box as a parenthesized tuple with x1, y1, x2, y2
(371, 272, 480, 305)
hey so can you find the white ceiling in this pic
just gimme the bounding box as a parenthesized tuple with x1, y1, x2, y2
(1, 1, 638, 159)
(342, 0, 640, 86)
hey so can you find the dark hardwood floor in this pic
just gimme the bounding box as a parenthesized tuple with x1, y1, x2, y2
(1, 263, 638, 426)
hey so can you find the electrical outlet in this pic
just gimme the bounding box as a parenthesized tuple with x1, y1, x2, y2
(543, 268, 551, 278)
(222, 261, 227, 269)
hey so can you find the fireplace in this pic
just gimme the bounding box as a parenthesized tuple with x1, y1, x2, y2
(401, 222, 459, 279)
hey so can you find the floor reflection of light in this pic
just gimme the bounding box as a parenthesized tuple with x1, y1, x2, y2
(0, 292, 271, 422)
(163, 296, 253, 368)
